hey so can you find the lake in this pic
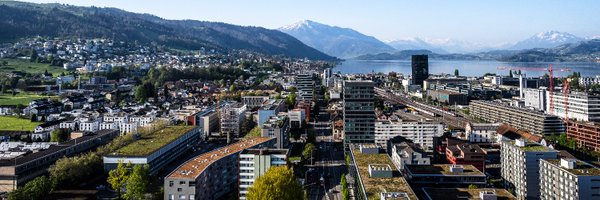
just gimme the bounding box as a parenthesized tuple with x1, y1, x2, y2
(333, 60, 600, 77)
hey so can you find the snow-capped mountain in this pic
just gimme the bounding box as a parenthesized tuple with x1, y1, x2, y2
(279, 20, 395, 58)
(387, 37, 501, 54)
(510, 31, 584, 50)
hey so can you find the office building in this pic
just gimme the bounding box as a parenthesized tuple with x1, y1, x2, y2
(220, 103, 247, 138)
(239, 148, 289, 200)
(547, 91, 600, 122)
(261, 115, 290, 149)
(411, 55, 429, 86)
(539, 158, 600, 200)
(427, 89, 468, 105)
(470, 100, 564, 135)
(501, 139, 558, 199)
(523, 88, 547, 111)
(343, 80, 375, 143)
(374, 117, 444, 151)
(164, 137, 275, 200)
(103, 126, 201, 174)
(323, 68, 332, 87)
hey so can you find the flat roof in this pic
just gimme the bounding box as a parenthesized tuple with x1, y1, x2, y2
(422, 188, 517, 200)
(351, 144, 417, 200)
(167, 137, 273, 179)
(111, 126, 195, 157)
(405, 164, 484, 176)
(544, 159, 600, 176)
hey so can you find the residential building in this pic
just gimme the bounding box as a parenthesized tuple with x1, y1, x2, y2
(103, 126, 201, 174)
(343, 80, 375, 143)
(390, 141, 430, 170)
(163, 137, 275, 200)
(427, 89, 468, 105)
(296, 74, 314, 101)
(288, 108, 306, 128)
(566, 121, 600, 152)
(261, 115, 290, 149)
(422, 188, 517, 200)
(470, 100, 564, 135)
(239, 148, 289, 200)
(547, 91, 600, 122)
(323, 68, 332, 87)
(220, 103, 247, 138)
(404, 164, 486, 187)
(539, 158, 600, 200)
(411, 55, 429, 86)
(501, 139, 558, 199)
(464, 123, 502, 143)
(0, 129, 119, 192)
(446, 143, 486, 173)
(257, 99, 286, 126)
(241, 96, 269, 109)
(374, 117, 444, 151)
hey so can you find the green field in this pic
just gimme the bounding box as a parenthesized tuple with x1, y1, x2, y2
(0, 93, 50, 106)
(0, 58, 66, 76)
(0, 116, 41, 131)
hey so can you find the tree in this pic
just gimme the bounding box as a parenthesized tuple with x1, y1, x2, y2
(135, 82, 155, 103)
(29, 49, 38, 63)
(246, 166, 303, 200)
(509, 70, 513, 78)
(108, 161, 131, 198)
(341, 173, 348, 200)
(8, 176, 51, 200)
(50, 128, 70, 143)
(302, 143, 315, 161)
(454, 69, 459, 77)
(468, 184, 478, 189)
(125, 164, 150, 200)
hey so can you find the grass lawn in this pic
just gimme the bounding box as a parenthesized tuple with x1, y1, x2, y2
(0, 93, 51, 106)
(0, 58, 66, 76)
(113, 126, 196, 156)
(0, 116, 41, 131)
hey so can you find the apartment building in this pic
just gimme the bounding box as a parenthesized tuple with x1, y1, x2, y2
(523, 88, 547, 111)
(241, 96, 269, 109)
(501, 139, 558, 199)
(261, 115, 290, 149)
(566, 121, 600, 152)
(446, 143, 486, 173)
(239, 148, 289, 200)
(374, 117, 444, 151)
(164, 137, 275, 200)
(539, 158, 600, 200)
(470, 100, 564, 135)
(220, 103, 247, 138)
(343, 80, 376, 143)
(296, 74, 314, 101)
(257, 99, 286, 126)
(390, 141, 430, 170)
(464, 123, 502, 143)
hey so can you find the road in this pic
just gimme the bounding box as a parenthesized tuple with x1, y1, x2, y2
(374, 87, 471, 128)
(306, 104, 346, 200)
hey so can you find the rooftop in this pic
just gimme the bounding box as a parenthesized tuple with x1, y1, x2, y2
(422, 188, 517, 200)
(167, 137, 274, 179)
(544, 159, 600, 176)
(351, 144, 417, 200)
(405, 164, 484, 176)
(111, 126, 195, 157)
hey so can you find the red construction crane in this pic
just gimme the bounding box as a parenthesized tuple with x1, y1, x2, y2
(563, 79, 570, 131)
(497, 65, 572, 115)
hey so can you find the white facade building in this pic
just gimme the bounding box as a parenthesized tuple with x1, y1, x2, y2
(390, 142, 430, 170)
(523, 88, 547, 111)
(374, 118, 444, 151)
(239, 149, 288, 200)
(464, 123, 502, 143)
(539, 158, 600, 200)
(547, 91, 600, 122)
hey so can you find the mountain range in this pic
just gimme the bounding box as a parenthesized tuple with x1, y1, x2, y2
(0, 1, 335, 60)
(278, 20, 395, 58)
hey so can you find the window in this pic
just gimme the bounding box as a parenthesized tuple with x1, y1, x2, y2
(180, 181, 186, 185)
(177, 188, 182, 192)
(179, 195, 186, 199)
(168, 194, 174, 200)
(169, 181, 174, 187)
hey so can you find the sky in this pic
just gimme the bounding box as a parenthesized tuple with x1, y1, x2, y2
(21, 0, 600, 45)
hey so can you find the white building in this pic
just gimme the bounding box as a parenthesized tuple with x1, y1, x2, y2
(547, 91, 600, 122)
(239, 149, 288, 200)
(220, 103, 247, 137)
(374, 118, 444, 151)
(501, 139, 558, 199)
(464, 123, 502, 143)
(539, 158, 600, 200)
(79, 119, 101, 132)
(523, 88, 547, 111)
(288, 108, 306, 128)
(390, 142, 430, 170)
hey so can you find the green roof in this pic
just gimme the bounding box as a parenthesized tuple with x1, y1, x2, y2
(112, 126, 195, 157)
(519, 144, 551, 152)
(545, 159, 600, 176)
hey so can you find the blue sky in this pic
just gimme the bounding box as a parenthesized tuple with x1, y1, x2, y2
(22, 0, 600, 45)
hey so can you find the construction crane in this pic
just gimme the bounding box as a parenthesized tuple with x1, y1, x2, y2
(497, 65, 571, 115)
(563, 78, 570, 132)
